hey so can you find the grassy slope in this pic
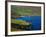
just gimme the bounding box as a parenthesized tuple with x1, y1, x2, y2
(11, 19, 31, 25)
(11, 6, 41, 16)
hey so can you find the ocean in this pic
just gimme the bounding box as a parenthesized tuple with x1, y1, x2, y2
(15, 16, 41, 30)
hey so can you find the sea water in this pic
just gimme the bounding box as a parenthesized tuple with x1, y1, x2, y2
(16, 16, 41, 30)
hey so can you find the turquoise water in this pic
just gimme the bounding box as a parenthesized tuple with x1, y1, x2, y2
(15, 16, 41, 30)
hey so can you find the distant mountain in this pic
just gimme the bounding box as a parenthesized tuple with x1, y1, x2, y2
(11, 5, 41, 16)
